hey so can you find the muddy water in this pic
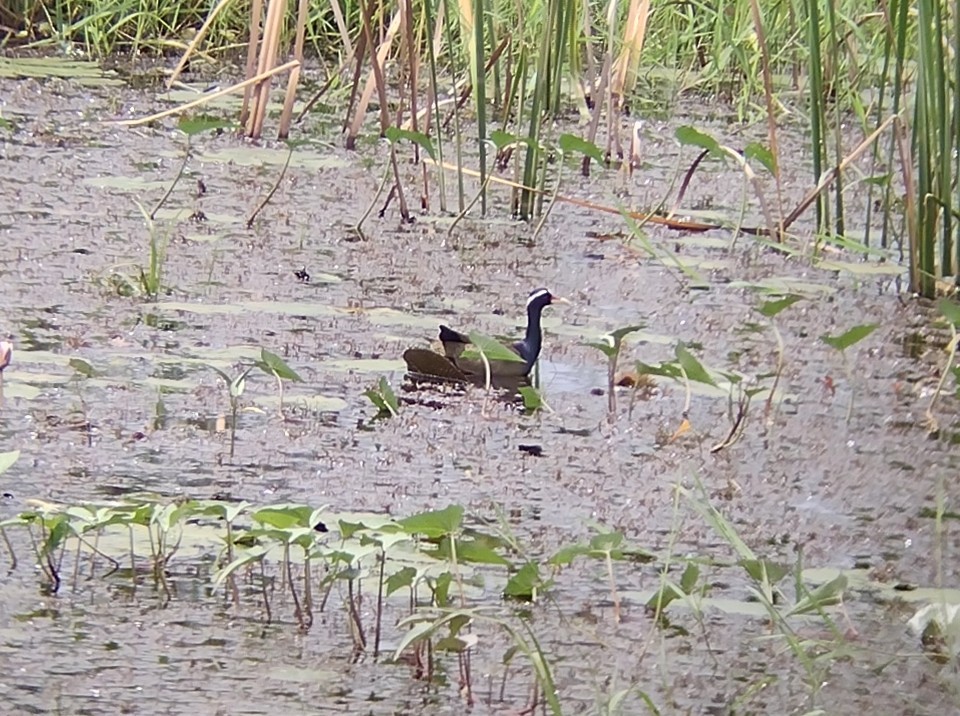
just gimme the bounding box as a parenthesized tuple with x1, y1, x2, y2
(0, 60, 958, 715)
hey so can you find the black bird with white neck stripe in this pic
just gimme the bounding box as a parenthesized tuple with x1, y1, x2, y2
(403, 288, 568, 381)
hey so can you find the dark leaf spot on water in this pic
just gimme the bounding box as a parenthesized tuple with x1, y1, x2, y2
(557, 426, 592, 437)
(918, 506, 960, 520)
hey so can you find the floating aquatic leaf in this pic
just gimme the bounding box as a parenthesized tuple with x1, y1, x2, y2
(744, 141, 776, 174)
(68, 357, 97, 378)
(863, 173, 891, 186)
(392, 619, 439, 661)
(214, 545, 269, 587)
(588, 324, 644, 357)
(39, 514, 72, 557)
(518, 386, 543, 412)
(398, 505, 464, 538)
(635, 361, 683, 380)
(385, 566, 418, 596)
(729, 277, 836, 296)
(675, 343, 717, 387)
(740, 558, 790, 586)
(338, 520, 368, 540)
(364, 376, 399, 418)
(816, 259, 904, 276)
(467, 332, 524, 362)
(256, 348, 303, 382)
(490, 129, 537, 150)
(0, 450, 19, 475)
(646, 579, 686, 612)
(503, 561, 547, 601)
(558, 133, 604, 164)
(589, 531, 624, 556)
(757, 295, 803, 318)
(680, 561, 700, 593)
(786, 573, 848, 616)
(908, 603, 960, 638)
(254, 505, 314, 530)
(548, 543, 589, 567)
(435, 633, 479, 653)
(193, 499, 251, 524)
(938, 298, 960, 327)
(676, 126, 722, 154)
(441, 537, 511, 566)
(229, 367, 252, 398)
(821, 324, 879, 352)
(178, 115, 237, 136)
(384, 126, 437, 161)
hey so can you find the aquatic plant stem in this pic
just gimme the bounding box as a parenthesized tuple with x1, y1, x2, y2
(448, 173, 493, 236)
(259, 561, 273, 623)
(151, 139, 192, 220)
(355, 160, 393, 236)
(532, 150, 564, 241)
(764, 321, 785, 421)
(387, 143, 412, 222)
(924, 321, 957, 434)
(605, 550, 621, 623)
(0, 527, 15, 569)
(840, 352, 855, 424)
(246, 143, 294, 228)
(374, 548, 385, 657)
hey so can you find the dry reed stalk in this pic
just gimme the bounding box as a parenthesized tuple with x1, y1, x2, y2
(328, 0, 354, 56)
(748, 0, 785, 238)
(278, 0, 310, 137)
(346, 6, 402, 147)
(605, 0, 650, 165)
(112, 61, 300, 127)
(584, 40, 611, 174)
(457, 0, 477, 87)
(603, 0, 621, 161)
(240, 0, 264, 127)
(610, 0, 650, 98)
(400, 0, 429, 207)
(296, 45, 359, 123)
(247, 0, 286, 138)
(581, 2, 597, 102)
(416, 0, 447, 133)
(165, 0, 237, 90)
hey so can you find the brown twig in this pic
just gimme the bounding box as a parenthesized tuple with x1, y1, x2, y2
(111, 61, 300, 127)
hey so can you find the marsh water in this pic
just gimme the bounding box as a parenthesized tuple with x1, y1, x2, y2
(0, 56, 958, 714)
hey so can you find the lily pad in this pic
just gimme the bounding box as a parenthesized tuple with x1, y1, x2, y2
(0, 57, 122, 85)
(197, 147, 349, 171)
(816, 259, 905, 276)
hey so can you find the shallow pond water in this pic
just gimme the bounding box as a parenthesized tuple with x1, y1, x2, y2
(0, 58, 958, 715)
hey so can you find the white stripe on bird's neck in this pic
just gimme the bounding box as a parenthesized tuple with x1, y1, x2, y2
(527, 288, 550, 307)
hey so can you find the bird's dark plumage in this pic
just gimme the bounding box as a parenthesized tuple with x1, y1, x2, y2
(404, 288, 564, 383)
